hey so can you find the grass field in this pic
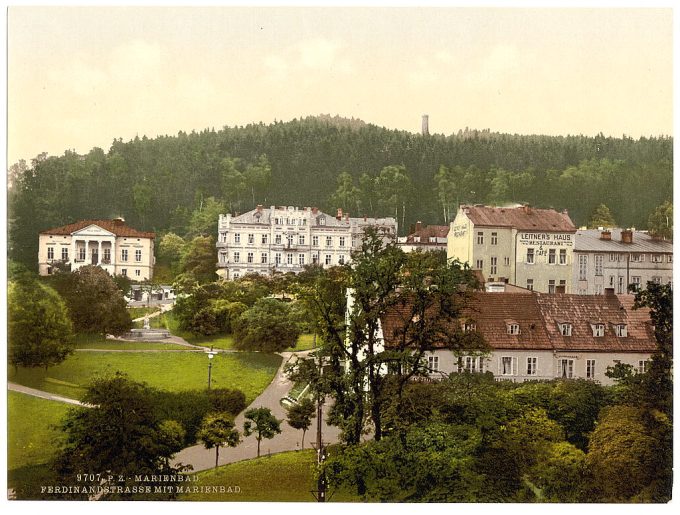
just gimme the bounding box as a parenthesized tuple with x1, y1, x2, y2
(127, 306, 162, 320)
(179, 450, 359, 502)
(73, 333, 185, 351)
(7, 392, 71, 471)
(8, 351, 282, 404)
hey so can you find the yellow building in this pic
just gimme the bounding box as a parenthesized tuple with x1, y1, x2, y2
(447, 205, 576, 293)
(38, 218, 155, 280)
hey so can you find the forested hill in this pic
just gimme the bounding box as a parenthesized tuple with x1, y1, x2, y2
(8, 116, 672, 268)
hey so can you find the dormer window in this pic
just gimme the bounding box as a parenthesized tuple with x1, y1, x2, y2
(319, 216, 326, 226)
(507, 323, 520, 335)
(614, 324, 628, 337)
(591, 323, 605, 337)
(559, 323, 572, 336)
(462, 321, 477, 333)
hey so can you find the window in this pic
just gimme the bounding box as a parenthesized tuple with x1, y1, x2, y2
(121, 249, 128, 262)
(630, 276, 641, 291)
(617, 276, 624, 294)
(234, 233, 240, 244)
(548, 249, 556, 264)
(667, 255, 673, 263)
(247, 252, 254, 263)
(428, 355, 439, 372)
(462, 321, 476, 332)
(490, 257, 497, 275)
(548, 280, 556, 294)
(287, 253, 293, 265)
(287, 234, 294, 247)
(630, 253, 641, 262)
(339, 237, 345, 248)
(595, 284, 603, 295)
(609, 253, 618, 262)
(476, 259, 483, 269)
(299, 235, 305, 245)
(248, 234, 254, 244)
(79, 247, 86, 261)
(220, 252, 227, 264)
(275, 253, 282, 265)
(578, 255, 588, 280)
(591, 323, 605, 337)
(595, 254, 603, 276)
(319, 217, 326, 226)
(491, 232, 498, 245)
(586, 360, 596, 379)
(262, 234, 268, 244)
(121, 269, 127, 276)
(326, 236, 332, 247)
(507, 323, 520, 335)
(526, 279, 534, 291)
(464, 356, 477, 373)
(233, 272, 240, 279)
(637, 360, 650, 374)
(103, 248, 110, 262)
(557, 359, 574, 378)
(135, 249, 142, 262)
(275, 234, 282, 245)
(299, 254, 305, 265)
(526, 248, 534, 264)
(651, 254, 663, 263)
(62, 247, 69, 261)
(559, 249, 567, 265)
(220, 232, 227, 243)
(652, 276, 662, 284)
(312, 235, 319, 246)
(325, 254, 332, 265)
(615, 324, 628, 337)
(527, 357, 537, 376)
(338, 255, 345, 265)
(609, 275, 615, 287)
(233, 252, 240, 263)
(501, 356, 516, 376)
(504, 256, 510, 266)
(560, 323, 572, 336)
(477, 231, 484, 245)
(47, 247, 54, 260)
(135, 269, 141, 277)
(261, 253, 268, 264)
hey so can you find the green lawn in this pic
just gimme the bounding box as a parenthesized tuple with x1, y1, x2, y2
(7, 391, 71, 471)
(8, 351, 282, 404)
(179, 450, 359, 502)
(73, 333, 185, 351)
(127, 306, 162, 320)
(286, 333, 319, 352)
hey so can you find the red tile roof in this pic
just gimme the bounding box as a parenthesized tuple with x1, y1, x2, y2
(461, 205, 576, 232)
(405, 224, 449, 243)
(380, 291, 655, 353)
(41, 220, 155, 239)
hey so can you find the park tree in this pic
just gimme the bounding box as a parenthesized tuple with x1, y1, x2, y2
(8, 277, 75, 370)
(187, 197, 227, 238)
(330, 171, 360, 214)
(157, 232, 187, 277)
(587, 203, 617, 228)
(647, 200, 672, 239)
(376, 165, 411, 232)
(232, 297, 301, 352)
(530, 441, 587, 502)
(285, 398, 316, 449)
(178, 235, 217, 284)
(197, 412, 241, 468)
(243, 407, 282, 458)
(50, 265, 131, 335)
(53, 373, 188, 499)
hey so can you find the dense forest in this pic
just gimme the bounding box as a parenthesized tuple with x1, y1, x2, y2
(8, 116, 672, 269)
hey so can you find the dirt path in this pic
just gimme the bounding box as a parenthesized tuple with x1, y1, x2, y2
(8, 382, 89, 407)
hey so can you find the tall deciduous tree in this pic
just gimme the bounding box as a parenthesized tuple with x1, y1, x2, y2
(197, 412, 241, 468)
(232, 298, 301, 352)
(285, 398, 316, 449)
(179, 235, 217, 284)
(187, 197, 227, 238)
(8, 277, 75, 370)
(243, 407, 282, 458)
(376, 165, 411, 233)
(647, 200, 673, 239)
(244, 154, 271, 207)
(330, 172, 360, 214)
(587, 203, 617, 228)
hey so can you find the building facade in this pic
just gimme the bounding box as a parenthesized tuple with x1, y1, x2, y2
(397, 222, 448, 253)
(447, 204, 576, 293)
(573, 228, 673, 294)
(216, 205, 397, 279)
(38, 218, 155, 280)
(379, 290, 655, 386)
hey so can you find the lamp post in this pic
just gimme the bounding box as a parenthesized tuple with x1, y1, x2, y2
(206, 348, 217, 389)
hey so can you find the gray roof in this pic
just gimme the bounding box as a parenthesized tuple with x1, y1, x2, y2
(575, 229, 673, 253)
(229, 207, 396, 228)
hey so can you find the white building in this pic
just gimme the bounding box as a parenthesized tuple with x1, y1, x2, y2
(447, 204, 576, 293)
(38, 218, 155, 280)
(397, 222, 448, 253)
(573, 228, 673, 294)
(216, 205, 397, 279)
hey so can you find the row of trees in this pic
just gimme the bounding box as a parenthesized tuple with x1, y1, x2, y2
(8, 117, 672, 270)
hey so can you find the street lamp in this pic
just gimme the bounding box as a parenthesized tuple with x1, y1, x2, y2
(206, 347, 217, 390)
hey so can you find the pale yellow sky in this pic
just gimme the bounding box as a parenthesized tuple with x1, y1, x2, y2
(7, 6, 673, 165)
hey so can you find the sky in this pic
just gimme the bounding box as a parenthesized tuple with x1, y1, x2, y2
(6, 6, 674, 166)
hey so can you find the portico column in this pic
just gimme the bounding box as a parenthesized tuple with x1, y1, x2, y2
(111, 239, 116, 273)
(71, 238, 77, 265)
(97, 241, 102, 266)
(85, 241, 90, 264)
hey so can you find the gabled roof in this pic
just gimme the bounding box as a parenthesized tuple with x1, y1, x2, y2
(41, 220, 155, 239)
(404, 224, 449, 243)
(461, 205, 575, 232)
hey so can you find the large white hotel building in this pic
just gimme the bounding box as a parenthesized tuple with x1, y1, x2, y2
(216, 205, 397, 279)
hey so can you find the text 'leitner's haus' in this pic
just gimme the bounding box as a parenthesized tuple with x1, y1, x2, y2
(447, 204, 576, 293)
(216, 205, 397, 279)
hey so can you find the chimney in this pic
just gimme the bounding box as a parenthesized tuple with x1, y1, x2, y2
(256, 204, 263, 212)
(415, 221, 423, 233)
(621, 229, 633, 244)
(600, 230, 611, 240)
(312, 207, 318, 215)
(113, 216, 125, 225)
(604, 287, 616, 296)
(336, 208, 343, 220)
(522, 204, 532, 215)
(344, 212, 350, 221)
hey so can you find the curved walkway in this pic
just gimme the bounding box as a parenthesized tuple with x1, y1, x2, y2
(173, 351, 341, 472)
(8, 382, 88, 407)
